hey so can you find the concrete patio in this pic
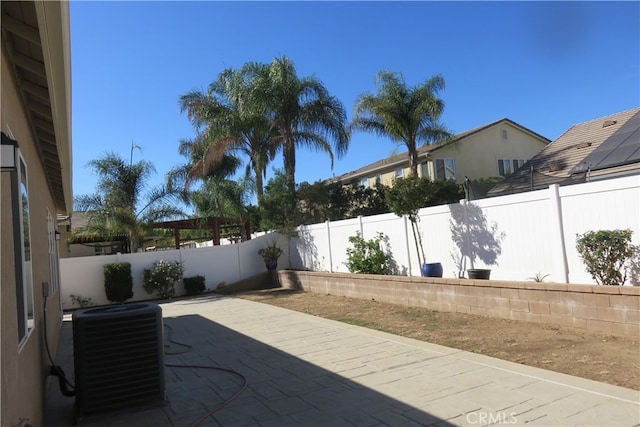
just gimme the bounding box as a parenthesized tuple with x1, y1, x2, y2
(45, 295, 640, 427)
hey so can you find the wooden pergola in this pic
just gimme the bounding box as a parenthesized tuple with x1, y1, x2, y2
(152, 217, 251, 249)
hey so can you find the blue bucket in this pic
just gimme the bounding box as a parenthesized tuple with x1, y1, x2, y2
(421, 262, 443, 277)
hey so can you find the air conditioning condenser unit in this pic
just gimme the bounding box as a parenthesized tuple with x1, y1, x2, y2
(72, 302, 166, 421)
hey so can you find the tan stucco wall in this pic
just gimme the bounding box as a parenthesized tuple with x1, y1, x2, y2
(350, 122, 548, 187)
(1, 43, 63, 427)
(428, 122, 548, 182)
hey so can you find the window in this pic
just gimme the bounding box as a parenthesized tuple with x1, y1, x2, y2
(512, 159, 525, 170)
(435, 158, 456, 181)
(359, 177, 369, 188)
(395, 167, 403, 179)
(498, 158, 525, 176)
(375, 174, 381, 185)
(16, 155, 34, 346)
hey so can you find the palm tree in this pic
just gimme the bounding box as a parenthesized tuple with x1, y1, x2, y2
(178, 67, 278, 198)
(250, 56, 350, 192)
(350, 71, 451, 177)
(166, 136, 253, 220)
(74, 152, 184, 252)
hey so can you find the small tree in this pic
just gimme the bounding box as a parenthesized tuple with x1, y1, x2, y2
(143, 260, 185, 299)
(345, 232, 396, 275)
(385, 176, 434, 267)
(576, 229, 638, 286)
(103, 262, 133, 303)
(259, 170, 300, 236)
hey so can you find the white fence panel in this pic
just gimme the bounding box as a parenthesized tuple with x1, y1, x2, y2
(471, 190, 557, 281)
(559, 176, 640, 284)
(61, 176, 640, 310)
(361, 213, 410, 274)
(181, 245, 240, 289)
(61, 233, 289, 309)
(293, 175, 639, 284)
(418, 204, 458, 278)
(295, 222, 331, 271)
(60, 254, 118, 309)
(325, 217, 362, 273)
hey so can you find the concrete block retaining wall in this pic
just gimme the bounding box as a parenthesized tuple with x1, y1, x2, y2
(276, 271, 640, 337)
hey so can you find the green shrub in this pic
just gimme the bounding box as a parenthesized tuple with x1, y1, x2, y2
(143, 260, 185, 299)
(576, 229, 638, 286)
(345, 232, 396, 275)
(103, 262, 133, 303)
(183, 275, 206, 296)
(214, 281, 228, 294)
(70, 294, 94, 308)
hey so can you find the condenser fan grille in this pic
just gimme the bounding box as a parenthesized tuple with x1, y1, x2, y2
(73, 303, 166, 420)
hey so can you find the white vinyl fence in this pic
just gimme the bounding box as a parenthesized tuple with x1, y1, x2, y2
(60, 233, 291, 309)
(292, 175, 640, 284)
(61, 175, 640, 309)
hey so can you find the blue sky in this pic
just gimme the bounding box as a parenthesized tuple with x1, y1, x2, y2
(70, 1, 639, 204)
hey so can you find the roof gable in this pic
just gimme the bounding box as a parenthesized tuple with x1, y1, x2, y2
(489, 108, 640, 195)
(336, 118, 549, 181)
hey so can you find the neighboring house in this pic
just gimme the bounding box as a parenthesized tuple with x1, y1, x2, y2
(335, 118, 550, 188)
(67, 212, 133, 257)
(1, 2, 72, 426)
(489, 108, 640, 196)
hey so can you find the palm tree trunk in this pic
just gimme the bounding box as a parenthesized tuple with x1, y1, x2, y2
(283, 134, 296, 193)
(409, 149, 420, 177)
(255, 171, 264, 197)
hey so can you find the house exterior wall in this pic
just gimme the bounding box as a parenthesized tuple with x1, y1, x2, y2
(345, 121, 548, 188)
(424, 122, 549, 183)
(1, 47, 59, 427)
(1, 6, 68, 426)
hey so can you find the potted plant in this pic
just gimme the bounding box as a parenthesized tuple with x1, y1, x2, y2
(385, 176, 443, 277)
(258, 239, 284, 271)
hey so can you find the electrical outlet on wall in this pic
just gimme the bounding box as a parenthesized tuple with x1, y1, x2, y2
(42, 281, 51, 298)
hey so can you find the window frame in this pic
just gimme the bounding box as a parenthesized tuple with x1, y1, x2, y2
(498, 158, 525, 176)
(512, 159, 525, 170)
(15, 152, 34, 349)
(435, 158, 456, 181)
(395, 167, 404, 179)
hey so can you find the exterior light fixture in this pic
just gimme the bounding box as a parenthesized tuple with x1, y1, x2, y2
(1, 132, 18, 171)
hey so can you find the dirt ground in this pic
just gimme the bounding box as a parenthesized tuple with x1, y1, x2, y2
(235, 289, 640, 391)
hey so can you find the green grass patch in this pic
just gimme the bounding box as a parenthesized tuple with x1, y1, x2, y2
(425, 321, 439, 331)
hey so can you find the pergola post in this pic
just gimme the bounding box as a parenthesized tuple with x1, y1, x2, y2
(173, 227, 180, 250)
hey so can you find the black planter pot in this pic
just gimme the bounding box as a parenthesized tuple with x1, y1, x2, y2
(265, 261, 278, 271)
(467, 269, 491, 280)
